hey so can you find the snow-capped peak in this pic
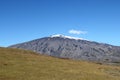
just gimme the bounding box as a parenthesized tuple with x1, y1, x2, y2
(50, 34, 84, 40)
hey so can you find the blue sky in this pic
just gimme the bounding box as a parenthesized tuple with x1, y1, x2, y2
(0, 0, 120, 47)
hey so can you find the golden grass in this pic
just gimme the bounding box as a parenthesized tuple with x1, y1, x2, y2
(0, 47, 120, 80)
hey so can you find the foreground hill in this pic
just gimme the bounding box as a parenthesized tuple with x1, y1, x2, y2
(9, 34, 120, 63)
(0, 47, 120, 80)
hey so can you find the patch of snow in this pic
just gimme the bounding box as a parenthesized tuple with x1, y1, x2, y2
(50, 34, 85, 40)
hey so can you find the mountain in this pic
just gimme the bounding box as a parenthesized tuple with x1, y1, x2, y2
(9, 34, 120, 64)
(1, 47, 120, 80)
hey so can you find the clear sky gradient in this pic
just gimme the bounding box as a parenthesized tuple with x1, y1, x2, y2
(0, 0, 120, 47)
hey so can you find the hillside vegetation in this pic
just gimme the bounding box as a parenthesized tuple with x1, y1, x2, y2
(0, 47, 120, 80)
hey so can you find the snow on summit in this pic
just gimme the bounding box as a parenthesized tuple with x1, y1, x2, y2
(50, 34, 84, 40)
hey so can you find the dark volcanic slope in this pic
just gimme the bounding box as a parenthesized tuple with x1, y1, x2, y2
(9, 36, 120, 63)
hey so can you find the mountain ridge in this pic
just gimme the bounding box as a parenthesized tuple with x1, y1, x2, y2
(9, 35, 120, 64)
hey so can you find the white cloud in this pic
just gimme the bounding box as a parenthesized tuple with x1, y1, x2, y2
(69, 29, 87, 35)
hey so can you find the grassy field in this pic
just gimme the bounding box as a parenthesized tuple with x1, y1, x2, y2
(0, 47, 120, 80)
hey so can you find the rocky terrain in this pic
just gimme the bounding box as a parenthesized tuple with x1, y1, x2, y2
(9, 34, 120, 64)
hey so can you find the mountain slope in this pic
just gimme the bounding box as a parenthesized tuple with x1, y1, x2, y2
(1, 47, 120, 80)
(9, 35, 120, 63)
